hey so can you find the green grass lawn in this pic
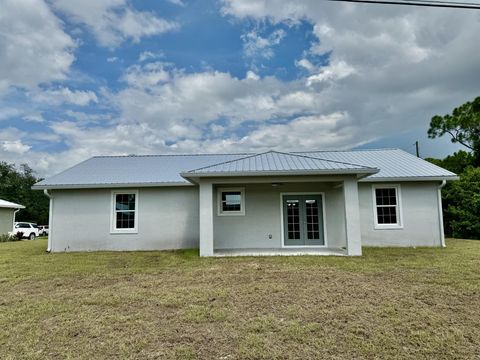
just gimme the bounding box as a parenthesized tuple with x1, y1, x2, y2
(0, 239, 479, 359)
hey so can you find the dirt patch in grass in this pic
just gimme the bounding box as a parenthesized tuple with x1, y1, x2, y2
(0, 239, 479, 359)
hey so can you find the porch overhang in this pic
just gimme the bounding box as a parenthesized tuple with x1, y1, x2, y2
(181, 150, 379, 185)
(181, 168, 379, 184)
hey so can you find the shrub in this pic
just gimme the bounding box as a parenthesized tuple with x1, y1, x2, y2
(0, 234, 14, 242)
(0, 233, 17, 242)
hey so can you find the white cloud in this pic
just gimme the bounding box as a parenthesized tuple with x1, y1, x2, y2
(185, 112, 359, 153)
(0, 108, 22, 121)
(50, 0, 179, 47)
(306, 60, 355, 85)
(0, 0, 75, 93)
(0, 128, 30, 154)
(245, 70, 260, 80)
(107, 57, 119, 63)
(295, 58, 316, 73)
(242, 28, 286, 59)
(122, 62, 171, 88)
(114, 68, 320, 132)
(2, 140, 31, 154)
(32, 87, 98, 106)
(23, 114, 46, 123)
(138, 51, 165, 62)
(166, 0, 185, 6)
(221, 0, 480, 142)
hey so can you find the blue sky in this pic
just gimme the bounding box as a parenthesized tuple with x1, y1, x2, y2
(1, 0, 478, 175)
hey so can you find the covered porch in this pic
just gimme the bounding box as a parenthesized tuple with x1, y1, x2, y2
(180, 151, 378, 257)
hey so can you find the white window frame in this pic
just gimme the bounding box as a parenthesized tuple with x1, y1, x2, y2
(372, 184, 403, 230)
(217, 187, 245, 216)
(110, 190, 139, 234)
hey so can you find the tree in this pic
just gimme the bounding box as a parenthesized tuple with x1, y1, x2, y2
(0, 162, 49, 224)
(443, 167, 480, 240)
(428, 96, 480, 165)
(426, 150, 475, 175)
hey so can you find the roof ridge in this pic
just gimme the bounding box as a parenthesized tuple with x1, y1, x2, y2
(282, 150, 377, 169)
(93, 153, 252, 158)
(186, 150, 275, 173)
(295, 148, 399, 154)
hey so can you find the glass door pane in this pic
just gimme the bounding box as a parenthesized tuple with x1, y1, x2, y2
(303, 197, 324, 245)
(283, 197, 304, 246)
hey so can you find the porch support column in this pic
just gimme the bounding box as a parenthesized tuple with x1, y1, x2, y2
(199, 180, 214, 257)
(343, 177, 362, 256)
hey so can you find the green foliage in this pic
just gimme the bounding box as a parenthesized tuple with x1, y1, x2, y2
(443, 167, 480, 240)
(0, 162, 49, 224)
(428, 96, 480, 165)
(426, 150, 475, 175)
(0, 233, 16, 242)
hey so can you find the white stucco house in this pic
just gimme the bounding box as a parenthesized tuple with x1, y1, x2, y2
(33, 149, 457, 256)
(0, 199, 25, 235)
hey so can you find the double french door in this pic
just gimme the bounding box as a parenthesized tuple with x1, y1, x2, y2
(283, 194, 325, 246)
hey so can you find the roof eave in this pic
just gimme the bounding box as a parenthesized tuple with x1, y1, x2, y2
(0, 205, 25, 209)
(31, 181, 193, 190)
(360, 175, 460, 182)
(180, 168, 379, 179)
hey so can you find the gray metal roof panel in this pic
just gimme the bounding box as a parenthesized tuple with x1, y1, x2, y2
(295, 149, 457, 180)
(0, 199, 25, 209)
(34, 149, 457, 188)
(185, 151, 377, 174)
(34, 154, 249, 187)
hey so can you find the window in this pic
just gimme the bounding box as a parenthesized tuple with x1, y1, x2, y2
(111, 190, 138, 233)
(373, 185, 403, 229)
(218, 188, 245, 216)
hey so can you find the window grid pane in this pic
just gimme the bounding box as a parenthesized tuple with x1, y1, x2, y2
(222, 191, 241, 212)
(115, 193, 136, 229)
(375, 188, 397, 206)
(116, 194, 136, 211)
(305, 199, 320, 240)
(375, 188, 399, 225)
(286, 200, 300, 240)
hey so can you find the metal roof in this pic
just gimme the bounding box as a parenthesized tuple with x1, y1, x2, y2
(0, 199, 25, 209)
(34, 154, 249, 189)
(182, 151, 378, 177)
(33, 149, 457, 189)
(296, 149, 458, 181)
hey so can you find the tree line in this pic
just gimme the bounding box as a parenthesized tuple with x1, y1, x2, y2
(0, 163, 49, 225)
(426, 96, 480, 239)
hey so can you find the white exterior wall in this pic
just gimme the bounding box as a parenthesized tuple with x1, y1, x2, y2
(47, 180, 445, 253)
(213, 182, 347, 250)
(359, 182, 443, 247)
(0, 208, 15, 235)
(49, 187, 199, 252)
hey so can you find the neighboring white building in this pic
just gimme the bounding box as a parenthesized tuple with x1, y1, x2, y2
(0, 199, 25, 235)
(33, 149, 457, 256)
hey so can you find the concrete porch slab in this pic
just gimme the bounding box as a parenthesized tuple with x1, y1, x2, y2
(213, 248, 347, 257)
